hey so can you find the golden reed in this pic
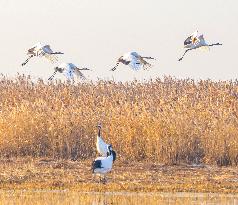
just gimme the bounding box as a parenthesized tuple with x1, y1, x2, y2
(0, 75, 237, 166)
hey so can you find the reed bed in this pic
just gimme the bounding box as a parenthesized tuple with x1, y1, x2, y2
(0, 75, 237, 166)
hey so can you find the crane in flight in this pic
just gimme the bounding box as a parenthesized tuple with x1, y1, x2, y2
(178, 31, 222, 61)
(22, 42, 64, 66)
(48, 63, 91, 81)
(111, 51, 155, 71)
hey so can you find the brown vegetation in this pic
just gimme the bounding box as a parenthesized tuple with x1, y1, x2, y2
(0, 158, 237, 193)
(0, 75, 237, 166)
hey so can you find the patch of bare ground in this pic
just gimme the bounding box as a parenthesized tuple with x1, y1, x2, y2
(0, 158, 237, 193)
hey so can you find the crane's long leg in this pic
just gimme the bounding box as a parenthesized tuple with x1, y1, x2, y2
(178, 48, 193, 61)
(48, 71, 57, 80)
(79, 68, 91, 71)
(142, 56, 156, 60)
(21, 55, 34, 66)
(208, 43, 222, 47)
(51, 52, 64, 55)
(102, 175, 107, 184)
(110, 62, 120, 71)
(179, 43, 221, 61)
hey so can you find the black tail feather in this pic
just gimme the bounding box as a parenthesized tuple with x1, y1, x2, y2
(92, 160, 102, 173)
(112, 150, 116, 162)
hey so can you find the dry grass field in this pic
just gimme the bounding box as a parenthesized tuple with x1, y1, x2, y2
(0, 158, 237, 193)
(0, 75, 237, 166)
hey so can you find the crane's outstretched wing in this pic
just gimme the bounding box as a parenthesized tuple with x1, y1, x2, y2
(184, 36, 193, 47)
(62, 66, 74, 80)
(41, 45, 63, 63)
(135, 55, 153, 70)
(40, 45, 57, 63)
(42, 45, 54, 54)
(74, 68, 86, 80)
(27, 46, 37, 55)
(184, 31, 199, 47)
(43, 45, 64, 55)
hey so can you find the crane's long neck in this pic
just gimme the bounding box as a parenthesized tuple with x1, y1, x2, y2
(22, 55, 34, 66)
(111, 62, 120, 71)
(98, 127, 101, 137)
(48, 70, 58, 81)
(178, 48, 193, 61)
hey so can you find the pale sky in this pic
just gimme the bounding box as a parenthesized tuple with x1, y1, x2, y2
(0, 0, 237, 81)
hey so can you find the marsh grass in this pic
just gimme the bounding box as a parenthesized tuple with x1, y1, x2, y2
(0, 75, 237, 166)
